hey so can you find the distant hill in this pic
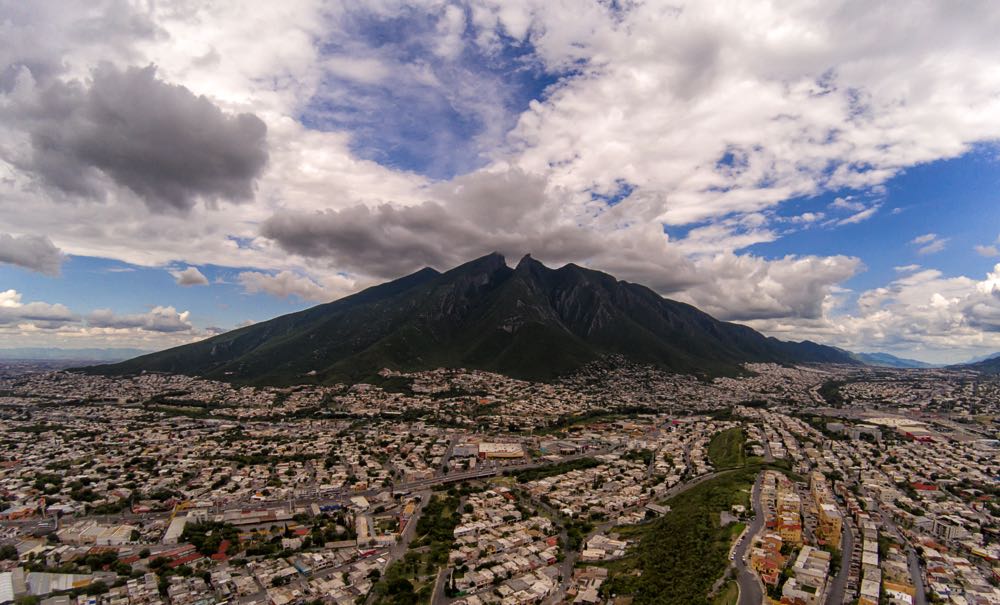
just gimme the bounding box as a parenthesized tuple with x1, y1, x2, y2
(0, 347, 151, 362)
(86, 253, 858, 385)
(958, 351, 1000, 365)
(954, 355, 1000, 374)
(849, 351, 936, 369)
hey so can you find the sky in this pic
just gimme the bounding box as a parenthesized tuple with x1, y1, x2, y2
(1, 1, 1000, 364)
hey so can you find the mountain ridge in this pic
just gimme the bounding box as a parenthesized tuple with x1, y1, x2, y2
(85, 253, 859, 384)
(848, 351, 937, 369)
(953, 355, 1000, 374)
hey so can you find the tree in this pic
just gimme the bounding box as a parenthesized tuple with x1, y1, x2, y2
(85, 581, 108, 596)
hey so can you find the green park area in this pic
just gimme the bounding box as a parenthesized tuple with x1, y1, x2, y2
(372, 491, 462, 605)
(707, 427, 747, 469)
(592, 427, 775, 605)
(712, 580, 739, 605)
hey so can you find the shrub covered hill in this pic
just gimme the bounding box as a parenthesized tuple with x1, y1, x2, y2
(87, 253, 857, 385)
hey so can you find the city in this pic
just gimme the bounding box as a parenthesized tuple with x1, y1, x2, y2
(1, 362, 997, 605)
(3, 2, 1000, 605)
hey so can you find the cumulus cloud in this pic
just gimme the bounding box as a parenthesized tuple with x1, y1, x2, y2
(0, 287, 225, 349)
(0, 289, 78, 328)
(502, 0, 1000, 226)
(238, 270, 360, 302)
(87, 306, 195, 332)
(5, 63, 268, 212)
(258, 166, 866, 320)
(744, 264, 1000, 363)
(676, 253, 862, 321)
(170, 266, 209, 286)
(0, 232, 63, 275)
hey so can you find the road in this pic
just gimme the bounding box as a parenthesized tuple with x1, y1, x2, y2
(761, 438, 774, 464)
(1, 450, 618, 535)
(870, 499, 927, 605)
(824, 514, 854, 605)
(362, 489, 432, 605)
(905, 545, 927, 605)
(732, 472, 765, 605)
(645, 446, 658, 479)
(385, 489, 431, 566)
(430, 564, 450, 605)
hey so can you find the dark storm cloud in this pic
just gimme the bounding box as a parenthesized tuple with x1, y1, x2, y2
(259, 169, 612, 278)
(0, 232, 64, 275)
(260, 202, 477, 278)
(17, 64, 268, 212)
(259, 169, 703, 287)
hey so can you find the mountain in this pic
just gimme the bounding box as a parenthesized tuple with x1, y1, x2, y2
(87, 253, 858, 384)
(957, 351, 1000, 365)
(0, 347, 151, 362)
(849, 351, 936, 369)
(954, 355, 1000, 374)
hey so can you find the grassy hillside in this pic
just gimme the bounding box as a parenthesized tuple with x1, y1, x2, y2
(708, 428, 747, 469)
(599, 466, 757, 605)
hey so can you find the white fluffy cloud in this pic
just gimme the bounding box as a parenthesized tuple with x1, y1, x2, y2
(237, 270, 362, 302)
(0, 289, 215, 348)
(1, 1, 1000, 356)
(745, 264, 1000, 363)
(170, 266, 209, 287)
(87, 306, 195, 332)
(501, 0, 1000, 225)
(677, 253, 862, 321)
(0, 289, 77, 328)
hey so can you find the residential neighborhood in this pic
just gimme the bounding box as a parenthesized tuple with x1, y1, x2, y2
(1, 362, 998, 605)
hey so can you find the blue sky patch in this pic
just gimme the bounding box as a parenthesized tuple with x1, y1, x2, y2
(301, 6, 565, 179)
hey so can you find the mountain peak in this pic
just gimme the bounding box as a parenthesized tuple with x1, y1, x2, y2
(477, 251, 507, 269)
(89, 254, 858, 384)
(444, 252, 508, 277)
(515, 253, 546, 272)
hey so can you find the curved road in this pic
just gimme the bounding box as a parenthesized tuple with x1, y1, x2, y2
(732, 472, 765, 605)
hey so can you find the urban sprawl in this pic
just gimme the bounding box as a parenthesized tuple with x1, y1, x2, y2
(0, 360, 998, 605)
